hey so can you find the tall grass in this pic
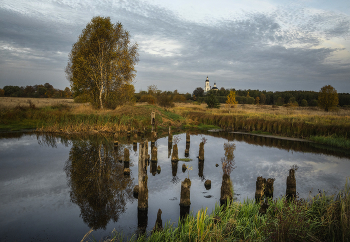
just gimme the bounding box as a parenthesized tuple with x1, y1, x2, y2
(88, 178, 350, 242)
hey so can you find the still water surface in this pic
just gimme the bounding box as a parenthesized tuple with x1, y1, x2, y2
(0, 131, 349, 241)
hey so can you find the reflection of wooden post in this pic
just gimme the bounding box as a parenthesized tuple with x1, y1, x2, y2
(171, 161, 178, 177)
(124, 147, 130, 176)
(186, 132, 190, 143)
(151, 112, 155, 132)
(180, 178, 191, 207)
(151, 131, 157, 146)
(151, 146, 157, 162)
(198, 160, 204, 178)
(185, 142, 190, 157)
(286, 169, 296, 200)
(171, 144, 178, 162)
(198, 142, 204, 161)
(255, 176, 266, 202)
(138, 142, 148, 210)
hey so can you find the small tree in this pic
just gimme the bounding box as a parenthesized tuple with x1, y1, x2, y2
(205, 93, 220, 108)
(226, 90, 238, 108)
(301, 99, 308, 107)
(318, 85, 339, 111)
(255, 96, 260, 105)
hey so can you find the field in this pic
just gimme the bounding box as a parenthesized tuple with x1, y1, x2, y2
(0, 97, 85, 108)
(0, 97, 349, 148)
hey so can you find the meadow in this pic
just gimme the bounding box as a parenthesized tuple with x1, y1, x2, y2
(0, 97, 349, 149)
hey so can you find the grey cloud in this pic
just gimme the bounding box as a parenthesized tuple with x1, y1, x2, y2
(0, 0, 349, 92)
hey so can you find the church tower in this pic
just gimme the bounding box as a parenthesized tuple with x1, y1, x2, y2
(205, 76, 210, 92)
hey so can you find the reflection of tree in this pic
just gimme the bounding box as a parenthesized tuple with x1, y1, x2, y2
(221, 143, 236, 175)
(220, 142, 236, 205)
(64, 136, 133, 230)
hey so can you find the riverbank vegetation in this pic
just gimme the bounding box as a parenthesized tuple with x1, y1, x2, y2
(86, 178, 350, 242)
(0, 97, 349, 149)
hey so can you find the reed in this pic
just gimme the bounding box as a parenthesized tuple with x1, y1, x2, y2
(86, 178, 350, 242)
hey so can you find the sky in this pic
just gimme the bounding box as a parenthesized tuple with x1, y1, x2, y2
(0, 0, 350, 93)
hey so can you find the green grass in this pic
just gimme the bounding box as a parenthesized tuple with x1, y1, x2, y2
(183, 123, 221, 130)
(251, 130, 273, 135)
(84, 178, 350, 242)
(178, 158, 192, 162)
(310, 134, 350, 149)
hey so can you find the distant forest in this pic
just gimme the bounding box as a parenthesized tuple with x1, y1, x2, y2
(192, 87, 350, 107)
(2, 83, 350, 107)
(0, 83, 72, 98)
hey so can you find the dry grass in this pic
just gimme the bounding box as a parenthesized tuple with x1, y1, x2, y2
(172, 103, 350, 117)
(0, 97, 86, 108)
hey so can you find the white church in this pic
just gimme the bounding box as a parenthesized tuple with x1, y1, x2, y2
(204, 76, 218, 93)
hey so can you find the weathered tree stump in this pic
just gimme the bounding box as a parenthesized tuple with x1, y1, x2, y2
(255, 176, 266, 202)
(138, 141, 148, 210)
(171, 144, 178, 162)
(180, 178, 191, 207)
(198, 142, 204, 161)
(286, 168, 296, 200)
(150, 161, 157, 176)
(152, 209, 163, 233)
(157, 165, 161, 174)
(220, 173, 233, 205)
(204, 180, 211, 190)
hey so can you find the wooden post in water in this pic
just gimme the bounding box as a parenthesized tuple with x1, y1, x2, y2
(151, 146, 157, 162)
(220, 173, 233, 206)
(171, 144, 178, 162)
(198, 142, 204, 161)
(152, 209, 163, 233)
(138, 141, 148, 210)
(180, 178, 191, 207)
(255, 176, 266, 203)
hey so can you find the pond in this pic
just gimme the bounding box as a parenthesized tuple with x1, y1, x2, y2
(1, 131, 349, 241)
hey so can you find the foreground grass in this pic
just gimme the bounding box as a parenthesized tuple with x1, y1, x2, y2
(86, 178, 350, 242)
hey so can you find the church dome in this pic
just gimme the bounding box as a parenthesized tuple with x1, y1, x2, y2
(206, 76, 209, 82)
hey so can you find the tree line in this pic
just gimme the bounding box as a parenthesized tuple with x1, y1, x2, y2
(0, 83, 72, 98)
(192, 87, 350, 107)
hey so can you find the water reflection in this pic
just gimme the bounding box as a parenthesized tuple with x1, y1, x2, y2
(64, 136, 134, 230)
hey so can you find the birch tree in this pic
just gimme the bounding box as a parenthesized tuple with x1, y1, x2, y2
(66, 17, 139, 109)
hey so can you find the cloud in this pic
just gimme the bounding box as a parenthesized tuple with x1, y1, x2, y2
(0, 0, 349, 92)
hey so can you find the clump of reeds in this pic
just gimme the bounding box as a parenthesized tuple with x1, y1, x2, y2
(91, 178, 350, 242)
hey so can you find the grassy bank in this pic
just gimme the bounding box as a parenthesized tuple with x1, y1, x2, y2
(1, 99, 349, 148)
(88, 178, 350, 242)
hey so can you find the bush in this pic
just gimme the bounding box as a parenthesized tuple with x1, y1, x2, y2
(205, 93, 220, 108)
